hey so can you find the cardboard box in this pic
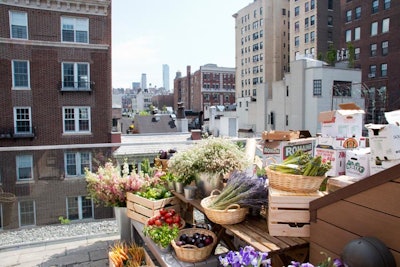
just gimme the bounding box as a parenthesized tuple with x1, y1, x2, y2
(126, 193, 180, 224)
(314, 147, 346, 177)
(366, 123, 400, 160)
(316, 136, 367, 150)
(326, 175, 361, 192)
(345, 148, 371, 179)
(268, 188, 325, 237)
(369, 157, 400, 175)
(262, 130, 300, 141)
(263, 138, 315, 163)
(318, 103, 365, 137)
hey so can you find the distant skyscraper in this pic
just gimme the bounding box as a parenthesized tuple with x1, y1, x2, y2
(162, 64, 170, 91)
(132, 82, 140, 89)
(141, 73, 147, 89)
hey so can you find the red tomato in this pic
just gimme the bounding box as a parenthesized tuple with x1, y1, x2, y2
(159, 208, 167, 216)
(173, 215, 181, 223)
(169, 209, 176, 216)
(165, 218, 173, 225)
(164, 212, 172, 219)
(154, 219, 162, 226)
(148, 218, 155, 225)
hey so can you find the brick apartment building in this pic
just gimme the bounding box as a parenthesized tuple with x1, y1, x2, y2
(0, 0, 113, 229)
(173, 64, 236, 119)
(340, 0, 400, 123)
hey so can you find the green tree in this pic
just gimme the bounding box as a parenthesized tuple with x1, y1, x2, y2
(347, 42, 355, 68)
(325, 44, 337, 66)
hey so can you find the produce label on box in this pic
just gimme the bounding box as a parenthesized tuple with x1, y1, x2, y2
(263, 138, 315, 163)
(314, 148, 346, 177)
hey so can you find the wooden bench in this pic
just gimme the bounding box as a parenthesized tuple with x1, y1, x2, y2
(172, 191, 310, 266)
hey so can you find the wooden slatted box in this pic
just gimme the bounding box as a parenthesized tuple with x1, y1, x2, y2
(127, 192, 180, 224)
(268, 188, 325, 237)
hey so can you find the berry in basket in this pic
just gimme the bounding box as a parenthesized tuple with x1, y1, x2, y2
(175, 232, 214, 248)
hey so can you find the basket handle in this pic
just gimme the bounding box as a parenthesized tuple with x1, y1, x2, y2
(265, 157, 277, 166)
(224, 203, 241, 211)
(210, 189, 221, 196)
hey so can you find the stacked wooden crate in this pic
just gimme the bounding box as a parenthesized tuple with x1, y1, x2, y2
(126, 192, 180, 224)
(268, 188, 325, 237)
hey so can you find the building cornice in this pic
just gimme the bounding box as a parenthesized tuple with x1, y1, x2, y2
(0, 37, 109, 50)
(1, 0, 110, 16)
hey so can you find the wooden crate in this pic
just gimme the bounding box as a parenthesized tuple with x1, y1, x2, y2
(109, 249, 155, 267)
(126, 192, 180, 224)
(267, 188, 325, 237)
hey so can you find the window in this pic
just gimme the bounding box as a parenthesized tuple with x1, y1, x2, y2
(372, 0, 379, 14)
(345, 30, 352, 42)
(355, 47, 360, 60)
(305, 2, 309, 12)
(384, 0, 391, 10)
(12, 60, 30, 88)
(305, 17, 309, 28)
(64, 151, 91, 177)
(346, 10, 352, 22)
(294, 6, 300, 16)
(14, 107, 32, 134)
(61, 17, 88, 43)
(370, 65, 377, 76)
(63, 107, 91, 133)
(381, 63, 387, 77)
(294, 36, 299, 47)
(382, 41, 389, 56)
(62, 62, 90, 89)
(370, 43, 377, 56)
(328, 16, 333, 26)
(310, 0, 315, 10)
(67, 196, 93, 221)
(371, 22, 378, 36)
(286, 115, 289, 126)
(355, 6, 361, 19)
(310, 15, 315, 26)
(295, 21, 299, 32)
(310, 31, 315, 42)
(333, 81, 352, 96)
(16, 155, 33, 181)
(382, 18, 390, 33)
(304, 33, 309, 43)
(19, 200, 35, 226)
(313, 80, 322, 96)
(328, 0, 333, 10)
(354, 27, 360, 40)
(10, 11, 28, 39)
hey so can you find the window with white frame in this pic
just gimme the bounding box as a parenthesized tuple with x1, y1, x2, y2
(354, 27, 360, 40)
(355, 47, 360, 60)
(346, 10, 352, 22)
(382, 41, 388, 56)
(381, 63, 387, 77)
(294, 36, 299, 47)
(355, 6, 361, 19)
(67, 196, 93, 220)
(294, 6, 300, 16)
(61, 17, 88, 43)
(10, 11, 28, 39)
(371, 22, 378, 36)
(310, 31, 315, 42)
(305, 17, 309, 28)
(64, 151, 91, 177)
(304, 33, 309, 43)
(12, 60, 30, 89)
(63, 107, 91, 133)
(310, 0, 315, 9)
(372, 0, 379, 14)
(345, 30, 352, 42)
(62, 62, 90, 89)
(16, 155, 33, 181)
(19, 200, 35, 227)
(14, 107, 32, 134)
(370, 43, 377, 56)
(382, 18, 390, 33)
(384, 0, 391, 10)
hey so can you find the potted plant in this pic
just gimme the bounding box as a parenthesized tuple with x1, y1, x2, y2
(168, 137, 251, 197)
(143, 224, 179, 251)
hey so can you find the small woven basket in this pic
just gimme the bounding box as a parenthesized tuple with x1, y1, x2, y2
(200, 190, 249, 225)
(265, 166, 325, 193)
(171, 228, 217, 263)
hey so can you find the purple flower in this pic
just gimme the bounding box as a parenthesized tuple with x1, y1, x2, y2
(333, 258, 344, 267)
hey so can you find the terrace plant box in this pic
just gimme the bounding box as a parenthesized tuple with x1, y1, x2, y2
(126, 192, 180, 224)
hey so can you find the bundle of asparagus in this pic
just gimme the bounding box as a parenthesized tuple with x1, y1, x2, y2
(269, 150, 331, 177)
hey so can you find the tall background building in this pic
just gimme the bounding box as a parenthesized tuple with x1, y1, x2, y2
(162, 64, 170, 92)
(141, 73, 147, 89)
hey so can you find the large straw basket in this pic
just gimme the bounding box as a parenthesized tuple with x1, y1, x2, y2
(171, 228, 217, 263)
(265, 166, 325, 193)
(200, 190, 249, 225)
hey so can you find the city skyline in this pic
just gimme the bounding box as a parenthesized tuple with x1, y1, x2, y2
(111, 0, 252, 89)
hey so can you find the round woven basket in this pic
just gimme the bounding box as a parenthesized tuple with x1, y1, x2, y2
(265, 166, 325, 193)
(171, 228, 217, 263)
(200, 192, 249, 225)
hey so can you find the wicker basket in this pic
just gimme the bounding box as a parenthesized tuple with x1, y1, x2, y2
(171, 228, 217, 263)
(265, 166, 325, 193)
(200, 191, 249, 225)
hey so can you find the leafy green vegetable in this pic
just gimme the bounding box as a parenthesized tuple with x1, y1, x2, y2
(143, 224, 179, 248)
(136, 184, 172, 200)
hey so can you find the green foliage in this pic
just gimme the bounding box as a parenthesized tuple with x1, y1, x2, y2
(325, 44, 337, 66)
(136, 184, 172, 200)
(346, 42, 355, 68)
(143, 224, 179, 248)
(139, 110, 150, 116)
(58, 216, 70, 225)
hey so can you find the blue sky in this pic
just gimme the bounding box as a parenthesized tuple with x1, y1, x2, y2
(112, 0, 252, 89)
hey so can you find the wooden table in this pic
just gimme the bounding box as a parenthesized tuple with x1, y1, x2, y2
(172, 191, 310, 265)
